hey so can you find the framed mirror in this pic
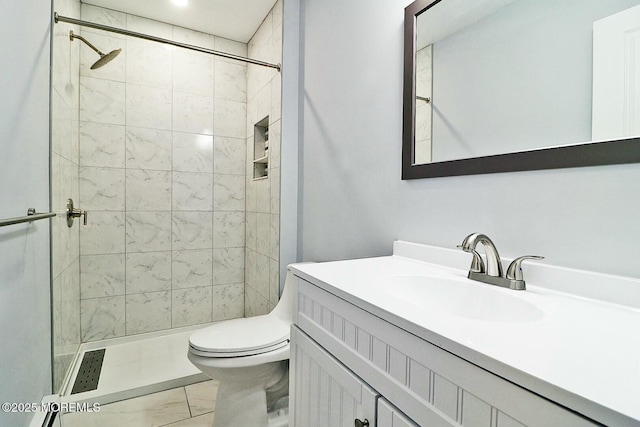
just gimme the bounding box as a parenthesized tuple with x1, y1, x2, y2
(402, 0, 640, 179)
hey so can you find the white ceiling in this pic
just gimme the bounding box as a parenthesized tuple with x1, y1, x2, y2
(82, 0, 278, 43)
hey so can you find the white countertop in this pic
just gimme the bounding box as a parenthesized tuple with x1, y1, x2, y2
(291, 242, 640, 427)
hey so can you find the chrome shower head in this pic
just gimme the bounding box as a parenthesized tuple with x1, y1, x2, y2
(70, 30, 122, 70)
(90, 48, 122, 70)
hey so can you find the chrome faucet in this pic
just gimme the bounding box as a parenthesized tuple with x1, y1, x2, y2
(459, 233, 543, 290)
(459, 233, 503, 276)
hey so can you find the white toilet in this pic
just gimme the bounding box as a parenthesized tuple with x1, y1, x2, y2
(188, 266, 300, 427)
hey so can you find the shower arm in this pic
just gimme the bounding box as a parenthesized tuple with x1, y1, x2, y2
(69, 31, 105, 56)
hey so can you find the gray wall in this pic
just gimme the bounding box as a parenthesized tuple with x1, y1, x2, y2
(431, 0, 640, 161)
(279, 0, 301, 291)
(0, 0, 53, 425)
(298, 0, 640, 279)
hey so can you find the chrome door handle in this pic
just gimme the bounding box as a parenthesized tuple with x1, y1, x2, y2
(66, 198, 88, 227)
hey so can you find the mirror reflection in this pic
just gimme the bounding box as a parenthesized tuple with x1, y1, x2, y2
(413, 0, 640, 165)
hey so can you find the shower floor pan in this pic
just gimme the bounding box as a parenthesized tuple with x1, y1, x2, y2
(60, 325, 208, 406)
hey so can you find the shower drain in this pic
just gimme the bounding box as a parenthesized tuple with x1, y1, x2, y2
(71, 349, 105, 394)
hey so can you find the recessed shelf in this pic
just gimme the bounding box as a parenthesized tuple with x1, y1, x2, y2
(253, 155, 269, 164)
(253, 116, 269, 180)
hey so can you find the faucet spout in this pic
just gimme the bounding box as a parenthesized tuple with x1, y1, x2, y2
(459, 233, 544, 290)
(460, 233, 503, 277)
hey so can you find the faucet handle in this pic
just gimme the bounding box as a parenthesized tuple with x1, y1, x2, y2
(457, 245, 486, 273)
(468, 249, 486, 273)
(506, 255, 544, 281)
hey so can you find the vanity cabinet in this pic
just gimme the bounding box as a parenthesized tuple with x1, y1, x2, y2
(292, 325, 421, 427)
(291, 327, 378, 426)
(378, 398, 420, 427)
(290, 275, 599, 427)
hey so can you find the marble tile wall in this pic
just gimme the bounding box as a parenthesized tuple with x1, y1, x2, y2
(244, 0, 283, 317)
(51, 0, 82, 393)
(78, 5, 248, 341)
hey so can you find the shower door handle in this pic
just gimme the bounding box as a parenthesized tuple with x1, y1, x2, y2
(66, 198, 88, 227)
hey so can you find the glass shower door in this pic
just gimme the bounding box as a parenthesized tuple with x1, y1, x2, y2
(50, 0, 82, 393)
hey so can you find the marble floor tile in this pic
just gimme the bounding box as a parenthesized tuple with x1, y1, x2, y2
(184, 380, 219, 417)
(62, 388, 191, 427)
(163, 411, 215, 427)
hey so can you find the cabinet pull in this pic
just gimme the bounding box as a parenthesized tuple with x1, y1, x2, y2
(354, 419, 370, 427)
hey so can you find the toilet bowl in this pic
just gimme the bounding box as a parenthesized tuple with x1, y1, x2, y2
(188, 265, 301, 427)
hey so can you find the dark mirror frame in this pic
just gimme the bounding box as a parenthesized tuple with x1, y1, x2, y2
(402, 0, 640, 180)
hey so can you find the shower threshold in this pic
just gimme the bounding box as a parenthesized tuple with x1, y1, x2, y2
(60, 325, 209, 407)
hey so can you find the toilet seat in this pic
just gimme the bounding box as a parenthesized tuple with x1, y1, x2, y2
(189, 315, 290, 358)
(189, 340, 289, 358)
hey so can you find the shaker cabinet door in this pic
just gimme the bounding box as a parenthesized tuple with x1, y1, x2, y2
(290, 326, 377, 427)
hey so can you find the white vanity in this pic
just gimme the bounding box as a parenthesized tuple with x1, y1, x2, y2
(288, 241, 640, 427)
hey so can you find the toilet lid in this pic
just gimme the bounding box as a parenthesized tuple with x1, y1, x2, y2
(189, 315, 290, 355)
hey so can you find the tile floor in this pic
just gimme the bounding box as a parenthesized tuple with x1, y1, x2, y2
(61, 380, 219, 427)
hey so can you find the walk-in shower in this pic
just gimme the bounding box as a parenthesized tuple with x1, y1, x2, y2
(69, 30, 121, 70)
(50, 0, 284, 416)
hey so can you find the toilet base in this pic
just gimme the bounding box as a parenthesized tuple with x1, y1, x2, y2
(213, 384, 289, 427)
(214, 382, 269, 427)
(188, 353, 288, 427)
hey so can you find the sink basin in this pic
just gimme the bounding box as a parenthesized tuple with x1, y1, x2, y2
(378, 274, 544, 323)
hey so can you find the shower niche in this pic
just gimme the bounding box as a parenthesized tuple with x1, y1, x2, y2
(253, 116, 269, 180)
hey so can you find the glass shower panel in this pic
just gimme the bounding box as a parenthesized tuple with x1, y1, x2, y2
(50, 0, 82, 393)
